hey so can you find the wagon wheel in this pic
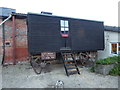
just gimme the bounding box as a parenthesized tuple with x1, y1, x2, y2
(79, 52, 90, 66)
(30, 56, 42, 74)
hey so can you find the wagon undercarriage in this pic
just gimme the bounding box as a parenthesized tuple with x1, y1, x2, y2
(30, 50, 97, 76)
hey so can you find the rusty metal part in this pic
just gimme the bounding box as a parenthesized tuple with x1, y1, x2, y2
(78, 52, 97, 66)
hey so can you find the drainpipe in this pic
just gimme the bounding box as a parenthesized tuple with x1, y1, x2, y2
(0, 14, 12, 26)
(1, 18, 5, 65)
(12, 15, 16, 65)
(0, 14, 12, 65)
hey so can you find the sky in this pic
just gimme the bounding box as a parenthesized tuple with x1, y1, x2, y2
(0, 0, 119, 26)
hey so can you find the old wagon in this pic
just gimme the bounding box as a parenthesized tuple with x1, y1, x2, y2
(27, 12, 104, 76)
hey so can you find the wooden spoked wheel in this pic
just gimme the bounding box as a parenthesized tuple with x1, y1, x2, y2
(30, 56, 46, 74)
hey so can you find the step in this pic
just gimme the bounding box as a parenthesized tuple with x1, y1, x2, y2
(68, 70, 78, 75)
(64, 56, 72, 58)
(64, 60, 74, 62)
(66, 66, 76, 70)
(65, 63, 75, 66)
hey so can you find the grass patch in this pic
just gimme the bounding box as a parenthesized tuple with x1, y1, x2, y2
(90, 64, 98, 72)
(90, 56, 120, 75)
(109, 64, 120, 76)
(90, 66, 95, 72)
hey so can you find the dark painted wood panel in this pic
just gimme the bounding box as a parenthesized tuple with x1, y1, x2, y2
(27, 13, 104, 55)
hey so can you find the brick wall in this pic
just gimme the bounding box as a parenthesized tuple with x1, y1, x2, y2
(1, 17, 29, 64)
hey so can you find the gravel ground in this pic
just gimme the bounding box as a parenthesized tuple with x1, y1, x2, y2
(2, 62, 119, 88)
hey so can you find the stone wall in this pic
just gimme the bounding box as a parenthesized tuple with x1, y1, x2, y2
(98, 31, 120, 59)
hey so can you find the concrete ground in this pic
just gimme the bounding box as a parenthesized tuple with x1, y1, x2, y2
(0, 55, 2, 90)
(2, 61, 119, 88)
(0, 65, 2, 90)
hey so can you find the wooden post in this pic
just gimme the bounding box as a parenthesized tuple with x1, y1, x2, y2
(12, 15, 16, 65)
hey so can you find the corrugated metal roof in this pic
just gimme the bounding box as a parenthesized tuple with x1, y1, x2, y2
(104, 26, 120, 32)
(0, 7, 16, 17)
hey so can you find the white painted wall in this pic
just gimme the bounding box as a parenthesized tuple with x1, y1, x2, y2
(97, 31, 120, 59)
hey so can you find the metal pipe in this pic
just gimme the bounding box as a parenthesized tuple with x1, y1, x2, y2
(1, 18, 5, 65)
(12, 15, 16, 65)
(0, 14, 12, 26)
(0, 14, 12, 65)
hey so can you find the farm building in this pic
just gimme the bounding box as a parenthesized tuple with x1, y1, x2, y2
(98, 26, 120, 59)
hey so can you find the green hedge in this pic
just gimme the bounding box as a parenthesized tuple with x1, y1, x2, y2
(90, 56, 120, 76)
(109, 64, 120, 76)
(96, 56, 120, 65)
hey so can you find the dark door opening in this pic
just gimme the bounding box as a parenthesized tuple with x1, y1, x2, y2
(60, 20, 71, 49)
